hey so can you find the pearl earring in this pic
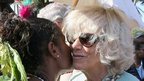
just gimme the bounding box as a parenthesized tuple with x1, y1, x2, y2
(57, 55, 60, 58)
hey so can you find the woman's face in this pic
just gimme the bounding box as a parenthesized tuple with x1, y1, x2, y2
(56, 28, 73, 69)
(59, 34, 73, 68)
(135, 37, 144, 59)
(67, 32, 101, 70)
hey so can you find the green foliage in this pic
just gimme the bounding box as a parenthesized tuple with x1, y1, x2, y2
(131, 28, 144, 38)
(0, 38, 28, 81)
(0, 76, 10, 81)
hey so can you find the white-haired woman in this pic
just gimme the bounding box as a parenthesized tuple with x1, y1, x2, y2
(61, 5, 139, 81)
(37, 2, 70, 29)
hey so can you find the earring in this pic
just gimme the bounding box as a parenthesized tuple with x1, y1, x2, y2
(56, 55, 60, 58)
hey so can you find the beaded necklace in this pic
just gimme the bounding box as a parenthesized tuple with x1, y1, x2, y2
(27, 74, 45, 81)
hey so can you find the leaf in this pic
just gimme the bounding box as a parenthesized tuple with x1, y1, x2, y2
(0, 38, 28, 81)
(0, 75, 10, 81)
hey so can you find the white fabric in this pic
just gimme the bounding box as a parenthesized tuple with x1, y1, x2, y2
(136, 62, 144, 79)
(112, 0, 144, 28)
(10, 1, 21, 15)
(54, 0, 144, 28)
(37, 2, 70, 22)
(69, 70, 86, 81)
(59, 70, 139, 81)
(59, 70, 86, 81)
(103, 0, 144, 28)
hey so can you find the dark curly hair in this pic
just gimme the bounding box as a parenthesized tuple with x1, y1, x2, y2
(25, 18, 62, 73)
(0, 0, 14, 12)
(1, 16, 62, 74)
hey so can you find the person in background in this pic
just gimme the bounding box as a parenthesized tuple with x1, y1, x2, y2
(61, 5, 139, 81)
(127, 29, 144, 81)
(1, 16, 72, 81)
(37, 2, 70, 29)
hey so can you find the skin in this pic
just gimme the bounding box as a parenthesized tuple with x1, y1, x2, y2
(70, 32, 108, 81)
(29, 27, 72, 81)
(54, 27, 73, 69)
(134, 36, 144, 67)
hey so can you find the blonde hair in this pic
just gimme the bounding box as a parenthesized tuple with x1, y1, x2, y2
(62, 6, 134, 75)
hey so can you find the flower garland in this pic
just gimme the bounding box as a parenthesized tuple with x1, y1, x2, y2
(19, 0, 33, 19)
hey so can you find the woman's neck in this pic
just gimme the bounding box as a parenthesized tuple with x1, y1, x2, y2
(83, 63, 108, 81)
(36, 57, 61, 81)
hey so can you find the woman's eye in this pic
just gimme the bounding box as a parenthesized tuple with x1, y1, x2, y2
(79, 33, 94, 42)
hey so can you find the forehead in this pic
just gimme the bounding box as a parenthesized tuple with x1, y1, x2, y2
(64, 9, 107, 38)
(66, 23, 100, 39)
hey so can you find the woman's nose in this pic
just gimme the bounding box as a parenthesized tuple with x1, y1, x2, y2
(71, 38, 83, 50)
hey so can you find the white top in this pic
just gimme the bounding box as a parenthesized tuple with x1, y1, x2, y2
(59, 70, 139, 81)
(136, 62, 144, 79)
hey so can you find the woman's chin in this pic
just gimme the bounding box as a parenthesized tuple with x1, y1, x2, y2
(73, 62, 86, 70)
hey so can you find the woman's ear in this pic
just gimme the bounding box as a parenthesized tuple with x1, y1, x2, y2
(48, 42, 60, 59)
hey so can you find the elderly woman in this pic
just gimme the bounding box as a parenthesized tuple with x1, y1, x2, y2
(61, 5, 139, 81)
(37, 2, 70, 29)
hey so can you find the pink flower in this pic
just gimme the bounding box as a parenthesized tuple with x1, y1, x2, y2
(19, 5, 31, 19)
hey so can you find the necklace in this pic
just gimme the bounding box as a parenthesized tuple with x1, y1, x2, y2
(84, 74, 121, 81)
(105, 74, 121, 81)
(103, 69, 124, 81)
(27, 73, 45, 81)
